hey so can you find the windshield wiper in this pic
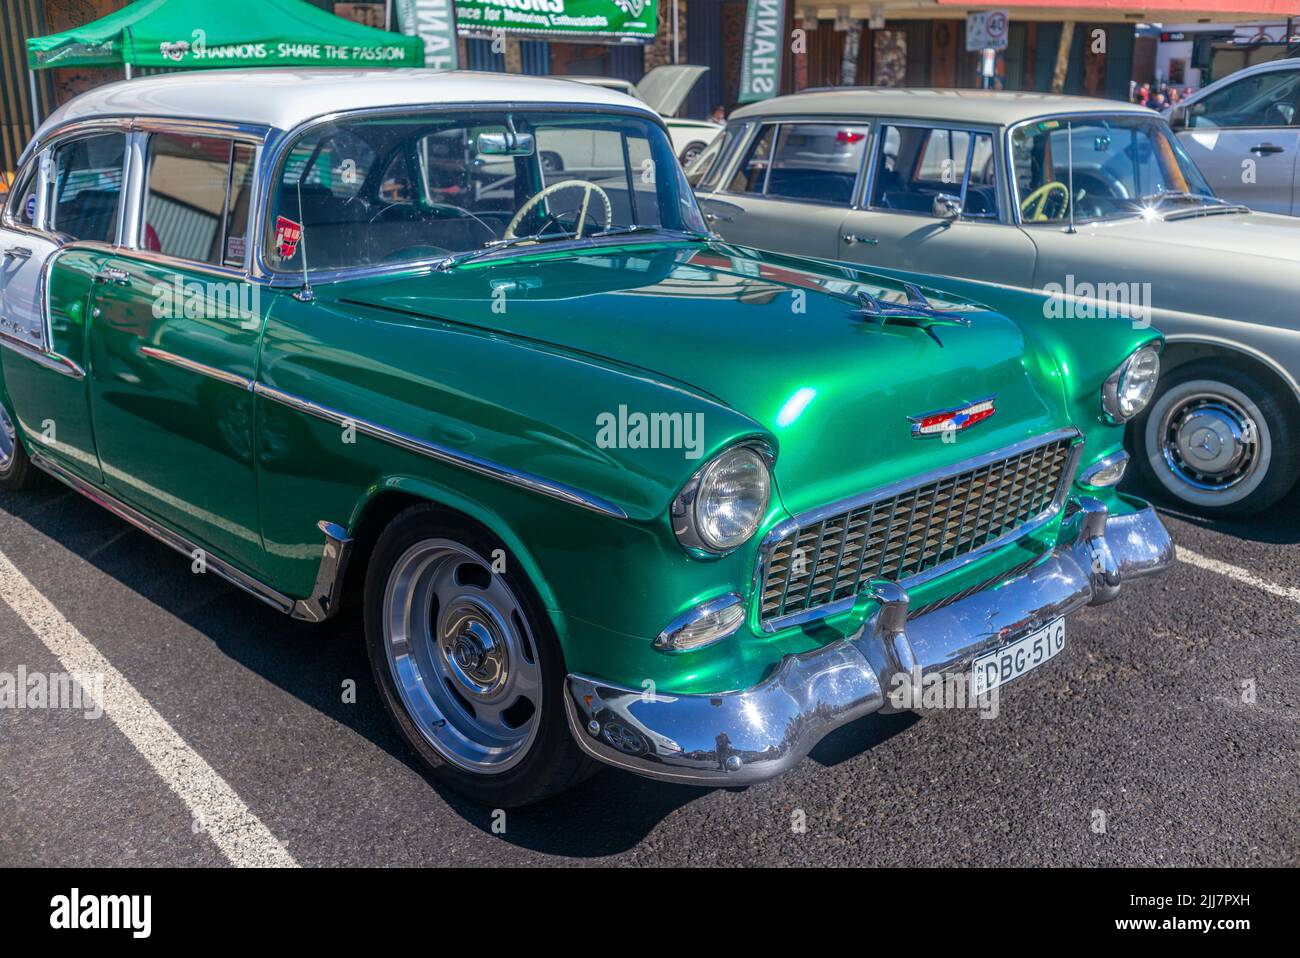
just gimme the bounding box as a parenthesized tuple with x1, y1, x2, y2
(435, 225, 711, 272)
(434, 231, 579, 272)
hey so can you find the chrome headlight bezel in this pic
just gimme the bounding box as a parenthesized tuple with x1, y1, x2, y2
(1102, 344, 1161, 424)
(672, 441, 774, 557)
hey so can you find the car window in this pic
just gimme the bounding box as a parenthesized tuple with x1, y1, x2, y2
(764, 123, 868, 204)
(1011, 115, 1214, 224)
(4, 158, 40, 228)
(49, 132, 126, 243)
(869, 125, 998, 219)
(268, 110, 705, 273)
(725, 123, 776, 193)
(686, 121, 752, 190)
(143, 133, 255, 267)
(1189, 69, 1300, 129)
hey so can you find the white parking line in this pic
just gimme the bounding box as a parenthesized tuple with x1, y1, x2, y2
(1176, 546, 1300, 606)
(0, 548, 298, 868)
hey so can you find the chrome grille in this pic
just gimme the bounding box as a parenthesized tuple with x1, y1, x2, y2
(759, 435, 1077, 629)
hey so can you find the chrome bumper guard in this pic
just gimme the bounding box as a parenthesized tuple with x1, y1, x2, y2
(564, 498, 1174, 786)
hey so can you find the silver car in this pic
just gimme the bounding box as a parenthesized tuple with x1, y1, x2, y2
(1169, 58, 1300, 215)
(689, 88, 1300, 518)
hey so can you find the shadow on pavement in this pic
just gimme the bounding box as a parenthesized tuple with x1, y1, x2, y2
(0, 482, 915, 859)
(1121, 473, 1300, 546)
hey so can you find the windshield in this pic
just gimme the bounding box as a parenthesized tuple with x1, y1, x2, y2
(1011, 114, 1217, 224)
(267, 110, 707, 272)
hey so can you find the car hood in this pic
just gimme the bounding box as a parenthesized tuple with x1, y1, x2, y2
(1026, 209, 1300, 330)
(337, 243, 1069, 515)
(636, 64, 709, 118)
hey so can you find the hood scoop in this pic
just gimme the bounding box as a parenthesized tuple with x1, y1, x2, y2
(855, 283, 972, 347)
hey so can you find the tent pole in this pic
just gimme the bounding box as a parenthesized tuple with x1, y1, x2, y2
(28, 68, 41, 127)
(125, 62, 134, 80)
(385, 0, 393, 32)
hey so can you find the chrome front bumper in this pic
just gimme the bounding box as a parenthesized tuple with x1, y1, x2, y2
(564, 498, 1174, 786)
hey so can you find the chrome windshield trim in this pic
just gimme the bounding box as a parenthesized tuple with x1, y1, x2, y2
(253, 101, 673, 282)
(753, 428, 1084, 634)
(139, 347, 254, 391)
(253, 384, 629, 520)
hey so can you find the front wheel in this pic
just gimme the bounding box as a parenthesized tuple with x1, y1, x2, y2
(1132, 360, 1300, 518)
(0, 399, 41, 491)
(363, 505, 598, 806)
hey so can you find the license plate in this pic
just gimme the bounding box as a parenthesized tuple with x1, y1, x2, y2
(971, 617, 1066, 696)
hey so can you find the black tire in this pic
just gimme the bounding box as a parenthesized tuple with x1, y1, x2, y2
(363, 503, 599, 806)
(1131, 359, 1300, 518)
(0, 398, 42, 492)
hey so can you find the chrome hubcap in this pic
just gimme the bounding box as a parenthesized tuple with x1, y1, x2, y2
(382, 539, 541, 774)
(1160, 394, 1258, 491)
(0, 404, 16, 472)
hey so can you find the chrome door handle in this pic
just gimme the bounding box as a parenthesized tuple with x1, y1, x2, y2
(843, 233, 878, 246)
(3, 246, 32, 259)
(94, 268, 130, 285)
(1250, 142, 1284, 155)
(705, 211, 732, 223)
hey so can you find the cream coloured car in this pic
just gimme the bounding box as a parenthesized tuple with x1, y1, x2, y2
(690, 88, 1300, 518)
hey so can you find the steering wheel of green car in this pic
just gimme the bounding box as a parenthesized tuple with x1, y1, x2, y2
(1021, 181, 1070, 221)
(504, 180, 612, 240)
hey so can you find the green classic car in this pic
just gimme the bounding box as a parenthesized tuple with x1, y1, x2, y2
(0, 70, 1174, 806)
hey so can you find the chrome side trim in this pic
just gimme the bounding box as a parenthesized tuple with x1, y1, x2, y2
(753, 429, 1084, 633)
(253, 384, 630, 520)
(139, 347, 254, 391)
(0, 331, 85, 380)
(29, 451, 351, 623)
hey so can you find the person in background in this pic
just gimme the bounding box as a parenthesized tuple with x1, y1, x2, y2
(710, 104, 726, 124)
(1133, 82, 1151, 106)
(1149, 92, 1167, 111)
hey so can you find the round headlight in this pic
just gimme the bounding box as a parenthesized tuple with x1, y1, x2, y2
(1102, 345, 1161, 423)
(673, 445, 772, 555)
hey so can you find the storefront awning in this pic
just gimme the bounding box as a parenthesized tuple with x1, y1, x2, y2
(27, 0, 424, 71)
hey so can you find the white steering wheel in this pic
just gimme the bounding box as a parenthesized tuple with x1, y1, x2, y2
(504, 179, 612, 240)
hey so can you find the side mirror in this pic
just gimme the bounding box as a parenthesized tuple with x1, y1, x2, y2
(932, 193, 962, 220)
(1168, 107, 1186, 132)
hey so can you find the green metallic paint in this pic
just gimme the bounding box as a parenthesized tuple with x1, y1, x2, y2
(2, 247, 104, 482)
(27, 235, 1158, 697)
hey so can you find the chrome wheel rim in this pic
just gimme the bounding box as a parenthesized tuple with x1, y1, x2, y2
(0, 404, 16, 472)
(382, 539, 541, 774)
(1159, 392, 1261, 491)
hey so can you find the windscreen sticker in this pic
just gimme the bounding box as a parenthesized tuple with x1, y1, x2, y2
(275, 216, 303, 260)
(24, 193, 36, 223)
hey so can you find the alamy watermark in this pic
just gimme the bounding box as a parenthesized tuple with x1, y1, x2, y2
(596, 405, 705, 460)
(887, 666, 1000, 719)
(0, 666, 103, 719)
(152, 275, 261, 329)
(1042, 274, 1152, 329)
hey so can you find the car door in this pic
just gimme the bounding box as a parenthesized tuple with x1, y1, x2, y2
(85, 128, 267, 572)
(695, 120, 867, 259)
(1177, 66, 1300, 213)
(834, 122, 1038, 288)
(1, 127, 131, 486)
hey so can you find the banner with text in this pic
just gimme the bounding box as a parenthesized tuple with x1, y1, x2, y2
(455, 0, 658, 42)
(396, 0, 460, 70)
(738, 0, 786, 103)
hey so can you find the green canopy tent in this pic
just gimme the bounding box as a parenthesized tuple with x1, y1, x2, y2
(26, 0, 424, 122)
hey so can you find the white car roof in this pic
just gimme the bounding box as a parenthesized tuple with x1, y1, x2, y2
(37, 68, 658, 140)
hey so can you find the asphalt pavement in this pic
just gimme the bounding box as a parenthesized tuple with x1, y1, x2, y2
(1, 472, 1297, 867)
